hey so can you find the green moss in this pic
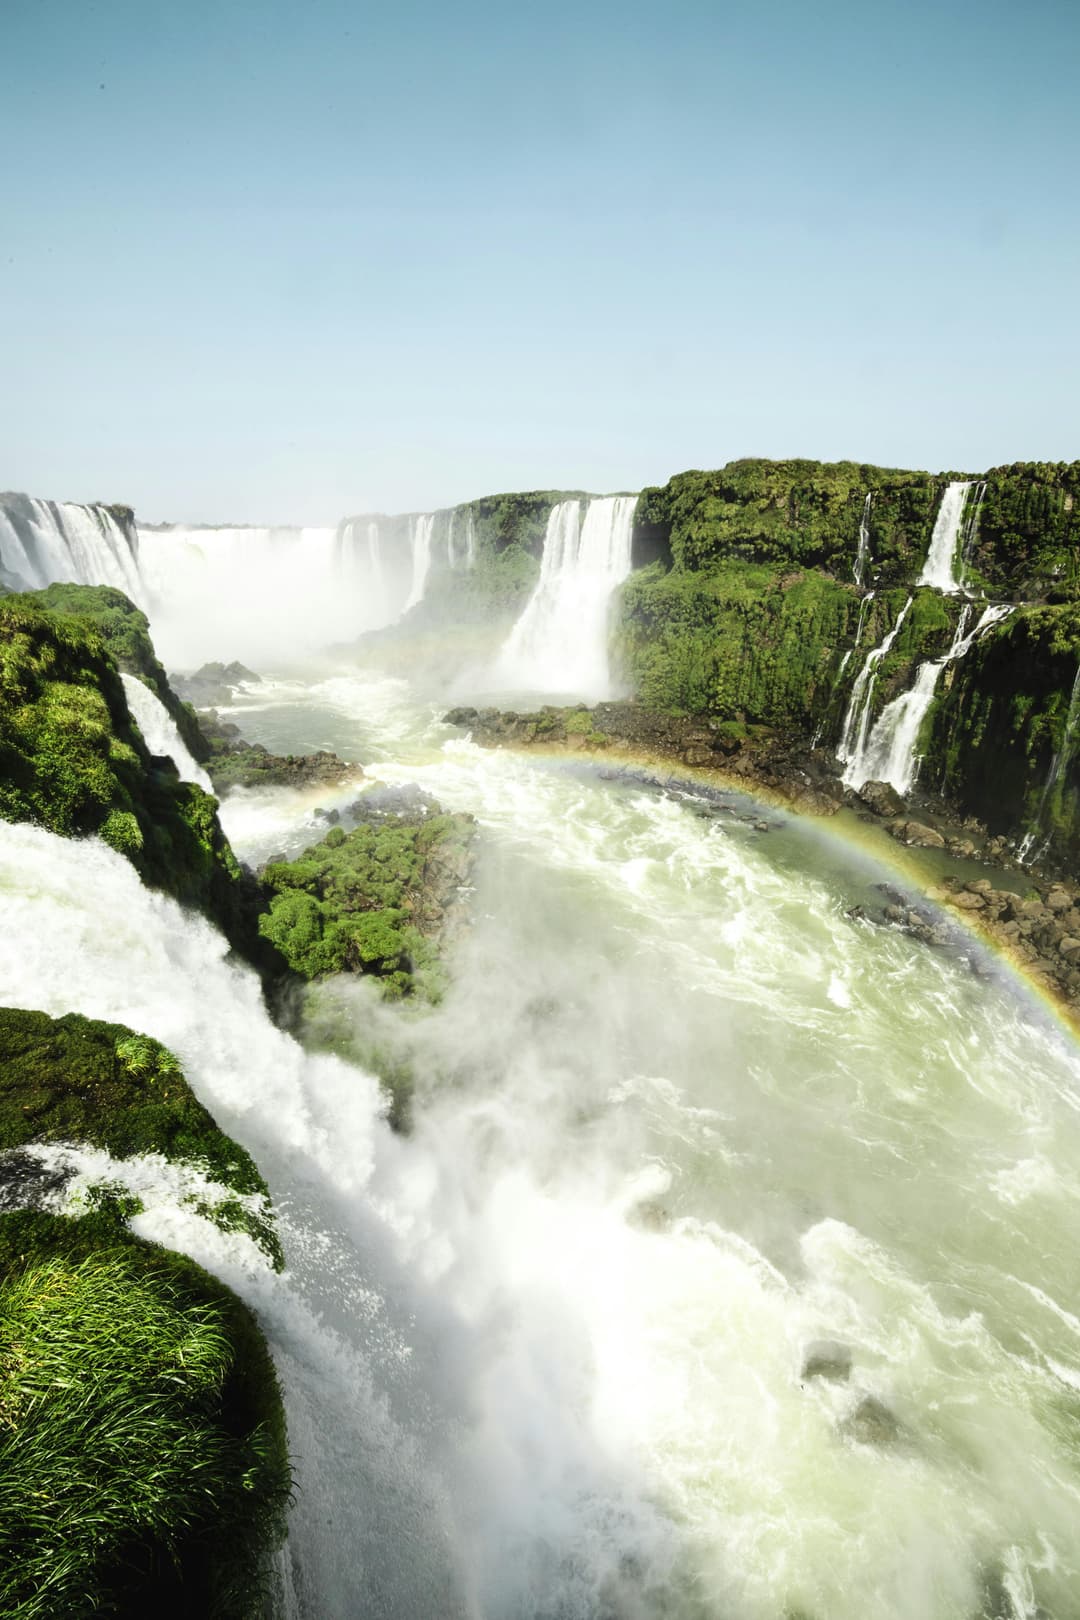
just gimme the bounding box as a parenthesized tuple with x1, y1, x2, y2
(0, 1211, 289, 1619)
(19, 584, 210, 763)
(0, 595, 264, 963)
(258, 811, 472, 998)
(634, 459, 941, 583)
(0, 1008, 279, 1265)
(925, 603, 1080, 861)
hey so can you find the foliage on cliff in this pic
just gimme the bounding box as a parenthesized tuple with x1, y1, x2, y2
(925, 602, 1080, 862)
(19, 584, 209, 762)
(963, 463, 1080, 598)
(0, 1008, 278, 1263)
(633, 459, 940, 582)
(0, 595, 261, 959)
(258, 806, 474, 997)
(0, 1209, 289, 1619)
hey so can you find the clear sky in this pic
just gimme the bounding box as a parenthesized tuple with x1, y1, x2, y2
(2, 0, 1078, 523)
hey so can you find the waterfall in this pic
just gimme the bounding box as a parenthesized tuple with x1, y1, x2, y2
(1017, 662, 1080, 863)
(836, 596, 913, 779)
(837, 592, 875, 681)
(958, 479, 987, 579)
(918, 482, 973, 594)
(496, 495, 638, 699)
(137, 523, 401, 668)
(465, 512, 477, 569)
(402, 514, 434, 614)
(446, 511, 457, 570)
(853, 494, 873, 587)
(119, 674, 213, 791)
(844, 604, 1014, 794)
(0, 494, 143, 600)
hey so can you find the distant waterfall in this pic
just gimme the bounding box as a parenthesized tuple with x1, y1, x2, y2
(446, 512, 457, 570)
(918, 482, 973, 594)
(137, 523, 402, 669)
(836, 597, 913, 780)
(496, 494, 638, 700)
(120, 674, 213, 791)
(402, 514, 435, 614)
(853, 494, 873, 587)
(0, 494, 143, 600)
(465, 512, 477, 569)
(843, 604, 1013, 794)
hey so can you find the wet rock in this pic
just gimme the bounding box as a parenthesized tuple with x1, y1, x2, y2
(801, 1340, 853, 1382)
(444, 705, 479, 727)
(349, 782, 442, 825)
(901, 821, 946, 849)
(857, 780, 906, 818)
(841, 1395, 902, 1446)
(1046, 887, 1073, 913)
(965, 879, 993, 894)
(682, 746, 714, 766)
(1058, 937, 1080, 957)
(949, 891, 986, 911)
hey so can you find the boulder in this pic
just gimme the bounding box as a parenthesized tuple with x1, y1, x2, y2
(842, 1395, 902, 1446)
(857, 780, 906, 818)
(901, 821, 946, 849)
(801, 1340, 853, 1383)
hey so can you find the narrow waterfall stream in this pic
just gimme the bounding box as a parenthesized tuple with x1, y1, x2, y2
(119, 672, 213, 789)
(402, 513, 435, 614)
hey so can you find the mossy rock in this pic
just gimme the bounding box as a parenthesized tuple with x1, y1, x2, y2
(0, 1008, 279, 1265)
(0, 594, 268, 964)
(0, 1209, 289, 1619)
(258, 807, 474, 998)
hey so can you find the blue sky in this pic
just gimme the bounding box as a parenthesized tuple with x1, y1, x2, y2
(2, 0, 1077, 522)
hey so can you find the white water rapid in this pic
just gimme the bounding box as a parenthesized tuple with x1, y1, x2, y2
(919, 482, 973, 594)
(496, 494, 638, 700)
(402, 513, 435, 614)
(0, 494, 143, 598)
(837, 596, 912, 781)
(6, 663, 1080, 1619)
(119, 673, 213, 790)
(845, 605, 1014, 795)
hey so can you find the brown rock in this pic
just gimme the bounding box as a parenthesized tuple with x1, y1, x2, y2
(965, 879, 993, 894)
(683, 746, 714, 767)
(902, 822, 946, 849)
(949, 891, 986, 910)
(1059, 937, 1080, 957)
(1046, 889, 1073, 913)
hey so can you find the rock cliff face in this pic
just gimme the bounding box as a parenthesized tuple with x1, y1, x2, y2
(612, 458, 1080, 870)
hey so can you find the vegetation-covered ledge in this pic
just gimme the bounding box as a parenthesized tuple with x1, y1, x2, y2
(0, 1006, 290, 1616)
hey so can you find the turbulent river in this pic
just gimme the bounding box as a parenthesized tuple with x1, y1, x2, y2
(4, 663, 1080, 1619)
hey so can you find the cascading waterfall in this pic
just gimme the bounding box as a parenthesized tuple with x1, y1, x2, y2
(495, 494, 638, 699)
(836, 596, 912, 779)
(0, 493, 143, 599)
(918, 481, 973, 594)
(465, 511, 477, 569)
(1018, 662, 1080, 863)
(844, 604, 1014, 794)
(853, 493, 873, 587)
(402, 513, 435, 614)
(119, 673, 213, 790)
(446, 510, 457, 569)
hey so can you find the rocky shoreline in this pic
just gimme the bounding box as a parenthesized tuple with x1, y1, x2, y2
(445, 701, 1080, 1030)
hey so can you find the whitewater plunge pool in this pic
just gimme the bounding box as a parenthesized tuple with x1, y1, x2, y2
(4, 663, 1080, 1620)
